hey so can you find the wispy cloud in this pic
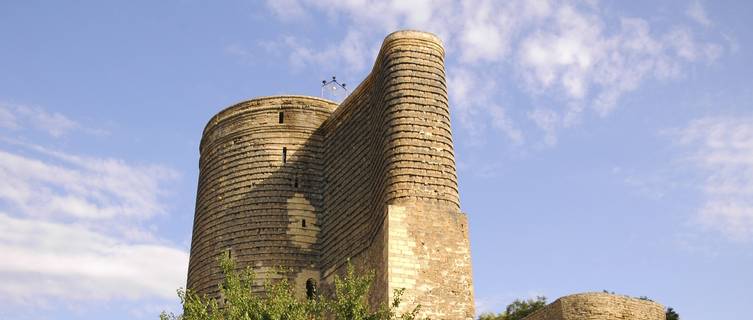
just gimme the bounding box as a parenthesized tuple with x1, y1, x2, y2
(670, 116, 753, 242)
(686, 1, 712, 27)
(527, 108, 559, 146)
(261, 30, 376, 81)
(0, 103, 107, 138)
(224, 43, 256, 66)
(265, 0, 307, 22)
(0, 142, 178, 222)
(261, 0, 726, 147)
(0, 106, 17, 129)
(447, 66, 523, 145)
(0, 103, 78, 137)
(0, 213, 188, 303)
(0, 107, 187, 308)
(516, 12, 721, 117)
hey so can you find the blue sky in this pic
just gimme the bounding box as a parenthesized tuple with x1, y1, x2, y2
(1, 1, 751, 319)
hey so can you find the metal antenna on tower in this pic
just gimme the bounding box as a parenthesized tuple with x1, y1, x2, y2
(321, 75, 348, 102)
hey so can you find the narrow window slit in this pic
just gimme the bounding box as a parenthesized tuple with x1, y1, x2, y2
(306, 279, 317, 299)
(282, 147, 287, 163)
(302, 219, 307, 228)
(294, 177, 299, 188)
(278, 111, 284, 124)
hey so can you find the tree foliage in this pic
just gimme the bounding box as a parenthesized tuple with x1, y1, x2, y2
(477, 296, 547, 320)
(160, 252, 421, 320)
(665, 307, 679, 320)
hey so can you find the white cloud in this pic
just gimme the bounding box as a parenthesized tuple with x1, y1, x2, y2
(672, 116, 753, 242)
(260, 0, 455, 78)
(686, 1, 712, 27)
(517, 5, 602, 98)
(448, 67, 523, 145)
(527, 108, 559, 146)
(0, 213, 188, 303)
(0, 143, 178, 222)
(265, 0, 307, 22)
(271, 29, 374, 79)
(0, 103, 78, 137)
(0, 106, 17, 129)
(447, 67, 485, 139)
(224, 43, 256, 65)
(309, 0, 452, 35)
(458, 0, 514, 63)
(518, 11, 722, 118)
(262, 0, 726, 147)
(489, 104, 524, 145)
(0, 136, 187, 307)
(665, 26, 722, 63)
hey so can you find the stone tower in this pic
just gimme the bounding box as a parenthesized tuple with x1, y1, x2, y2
(187, 30, 474, 319)
(187, 96, 335, 297)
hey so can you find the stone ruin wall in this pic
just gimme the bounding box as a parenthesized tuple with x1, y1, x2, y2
(187, 30, 474, 319)
(522, 293, 666, 320)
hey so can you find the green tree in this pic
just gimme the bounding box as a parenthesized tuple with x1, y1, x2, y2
(161, 252, 421, 320)
(477, 296, 547, 320)
(329, 262, 420, 320)
(665, 307, 679, 320)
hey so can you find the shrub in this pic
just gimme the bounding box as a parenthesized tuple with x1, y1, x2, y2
(161, 252, 422, 320)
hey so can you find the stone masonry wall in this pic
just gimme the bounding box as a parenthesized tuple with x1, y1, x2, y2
(522, 293, 666, 320)
(318, 31, 473, 319)
(188, 96, 336, 298)
(187, 30, 474, 318)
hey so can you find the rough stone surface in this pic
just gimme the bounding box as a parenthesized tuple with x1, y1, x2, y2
(522, 293, 666, 320)
(187, 30, 474, 319)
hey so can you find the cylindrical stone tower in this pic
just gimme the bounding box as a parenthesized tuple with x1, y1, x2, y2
(187, 96, 337, 298)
